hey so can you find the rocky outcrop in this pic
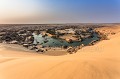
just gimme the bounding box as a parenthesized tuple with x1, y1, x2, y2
(97, 32, 109, 40)
(88, 40, 98, 46)
(1, 32, 22, 43)
(67, 47, 76, 54)
(65, 39, 73, 43)
(23, 44, 44, 52)
(0, 24, 101, 54)
(67, 44, 84, 54)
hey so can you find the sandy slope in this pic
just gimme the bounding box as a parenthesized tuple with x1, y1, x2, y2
(0, 27, 120, 79)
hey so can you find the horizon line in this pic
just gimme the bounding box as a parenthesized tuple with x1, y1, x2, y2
(0, 23, 120, 25)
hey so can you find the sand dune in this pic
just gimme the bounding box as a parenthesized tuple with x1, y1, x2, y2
(0, 27, 120, 79)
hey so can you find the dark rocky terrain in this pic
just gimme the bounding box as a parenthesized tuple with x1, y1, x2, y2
(0, 23, 110, 54)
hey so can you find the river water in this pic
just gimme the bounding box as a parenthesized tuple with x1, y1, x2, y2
(33, 33, 99, 47)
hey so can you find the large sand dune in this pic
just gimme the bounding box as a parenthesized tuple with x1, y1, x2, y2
(0, 27, 120, 79)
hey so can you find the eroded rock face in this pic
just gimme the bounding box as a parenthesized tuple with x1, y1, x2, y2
(0, 36, 2, 43)
(62, 45, 68, 49)
(66, 44, 85, 54)
(1, 32, 20, 42)
(17, 30, 27, 35)
(0, 32, 6, 36)
(9, 40, 18, 44)
(0, 30, 34, 44)
(25, 35, 34, 44)
(67, 47, 76, 54)
(0, 25, 100, 54)
(65, 39, 73, 43)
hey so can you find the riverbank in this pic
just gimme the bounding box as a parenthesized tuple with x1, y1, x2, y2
(0, 43, 68, 56)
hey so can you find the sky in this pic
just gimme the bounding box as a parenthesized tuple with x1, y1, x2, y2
(0, 0, 120, 24)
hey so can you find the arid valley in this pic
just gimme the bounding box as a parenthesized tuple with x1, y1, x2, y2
(0, 24, 120, 79)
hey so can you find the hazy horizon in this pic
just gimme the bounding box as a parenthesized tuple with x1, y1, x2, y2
(0, 0, 120, 24)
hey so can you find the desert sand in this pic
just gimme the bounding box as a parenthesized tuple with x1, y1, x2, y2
(0, 26, 120, 79)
